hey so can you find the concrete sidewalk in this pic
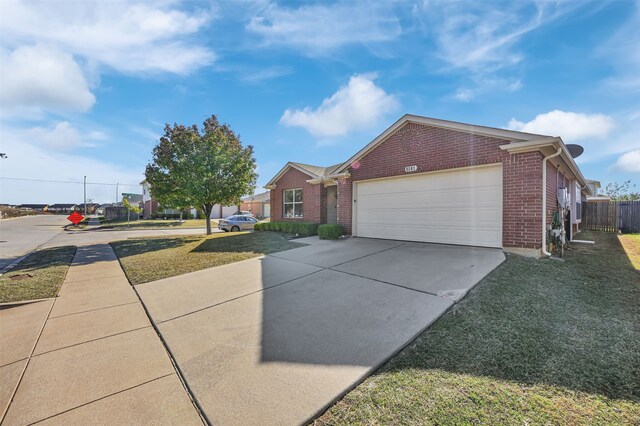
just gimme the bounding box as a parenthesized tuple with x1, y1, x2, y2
(1, 244, 202, 425)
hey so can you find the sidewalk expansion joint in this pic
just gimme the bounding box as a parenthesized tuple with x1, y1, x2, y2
(116, 255, 210, 426)
(30, 373, 175, 425)
(32, 325, 152, 358)
(0, 298, 56, 423)
(48, 301, 139, 319)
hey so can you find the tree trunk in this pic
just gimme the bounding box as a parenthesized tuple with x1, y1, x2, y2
(204, 203, 213, 235)
(179, 210, 183, 223)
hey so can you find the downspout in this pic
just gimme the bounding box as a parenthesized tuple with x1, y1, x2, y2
(542, 148, 563, 257)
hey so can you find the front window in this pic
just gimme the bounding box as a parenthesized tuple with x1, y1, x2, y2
(283, 188, 303, 218)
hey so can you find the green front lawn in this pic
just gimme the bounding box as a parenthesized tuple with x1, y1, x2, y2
(98, 218, 212, 230)
(111, 231, 305, 285)
(316, 231, 640, 425)
(0, 246, 76, 303)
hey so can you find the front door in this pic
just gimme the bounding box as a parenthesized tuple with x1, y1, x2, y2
(326, 186, 337, 224)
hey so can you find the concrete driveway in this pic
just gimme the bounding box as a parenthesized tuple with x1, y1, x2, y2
(136, 237, 505, 425)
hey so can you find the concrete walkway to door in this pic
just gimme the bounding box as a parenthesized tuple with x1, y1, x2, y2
(135, 236, 506, 425)
(0, 244, 203, 425)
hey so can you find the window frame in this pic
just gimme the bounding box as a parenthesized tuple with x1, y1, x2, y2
(283, 188, 303, 219)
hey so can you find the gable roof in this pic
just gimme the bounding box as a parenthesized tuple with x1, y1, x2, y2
(333, 114, 549, 174)
(49, 203, 76, 208)
(242, 192, 270, 203)
(265, 114, 590, 190)
(264, 162, 343, 189)
(19, 204, 48, 209)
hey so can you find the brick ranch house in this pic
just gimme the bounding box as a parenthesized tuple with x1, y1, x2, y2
(265, 114, 594, 257)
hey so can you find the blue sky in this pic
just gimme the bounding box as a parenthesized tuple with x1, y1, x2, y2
(1, 0, 639, 204)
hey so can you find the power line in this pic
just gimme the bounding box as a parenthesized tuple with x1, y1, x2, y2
(0, 177, 140, 186)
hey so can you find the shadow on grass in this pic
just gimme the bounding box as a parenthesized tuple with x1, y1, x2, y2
(0, 246, 76, 303)
(192, 232, 304, 255)
(366, 231, 640, 402)
(110, 235, 202, 259)
(4, 246, 76, 273)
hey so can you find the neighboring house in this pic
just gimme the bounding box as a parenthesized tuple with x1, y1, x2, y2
(265, 114, 595, 257)
(241, 192, 271, 218)
(140, 179, 233, 219)
(585, 180, 611, 201)
(210, 204, 240, 219)
(48, 203, 77, 214)
(18, 204, 49, 211)
(141, 180, 179, 219)
(122, 193, 143, 205)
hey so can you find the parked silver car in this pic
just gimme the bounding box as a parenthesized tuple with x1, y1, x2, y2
(218, 215, 259, 232)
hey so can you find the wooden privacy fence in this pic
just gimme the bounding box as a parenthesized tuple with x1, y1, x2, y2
(583, 200, 640, 233)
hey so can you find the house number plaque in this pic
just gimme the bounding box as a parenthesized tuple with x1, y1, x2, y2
(405, 165, 417, 173)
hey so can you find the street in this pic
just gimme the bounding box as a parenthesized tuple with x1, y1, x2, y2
(0, 215, 212, 271)
(0, 215, 68, 270)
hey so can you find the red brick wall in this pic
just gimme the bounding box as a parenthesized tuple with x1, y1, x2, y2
(270, 167, 322, 223)
(143, 199, 158, 219)
(502, 151, 543, 248)
(337, 122, 545, 249)
(337, 178, 353, 234)
(241, 202, 264, 217)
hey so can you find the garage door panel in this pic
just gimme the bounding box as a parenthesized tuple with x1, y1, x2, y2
(354, 166, 502, 248)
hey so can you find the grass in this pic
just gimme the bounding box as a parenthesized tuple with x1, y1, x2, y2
(97, 218, 212, 230)
(315, 231, 640, 425)
(0, 246, 76, 303)
(111, 231, 305, 285)
(619, 234, 640, 270)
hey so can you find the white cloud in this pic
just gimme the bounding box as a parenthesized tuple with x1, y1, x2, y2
(453, 78, 522, 101)
(0, 45, 95, 115)
(507, 110, 615, 140)
(246, 2, 401, 55)
(0, 127, 140, 204)
(0, 0, 215, 75)
(416, 1, 582, 100)
(422, 1, 578, 72)
(280, 74, 398, 137)
(240, 66, 293, 83)
(615, 150, 640, 173)
(26, 121, 110, 150)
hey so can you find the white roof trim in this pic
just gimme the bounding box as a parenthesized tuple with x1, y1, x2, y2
(306, 172, 351, 185)
(334, 114, 548, 174)
(500, 137, 590, 191)
(264, 162, 319, 189)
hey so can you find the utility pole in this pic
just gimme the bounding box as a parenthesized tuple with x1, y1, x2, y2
(83, 176, 87, 217)
(115, 183, 119, 203)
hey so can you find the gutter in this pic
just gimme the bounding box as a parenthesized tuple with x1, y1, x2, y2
(542, 147, 563, 257)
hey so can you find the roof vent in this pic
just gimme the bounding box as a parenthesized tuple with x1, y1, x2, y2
(566, 144, 584, 158)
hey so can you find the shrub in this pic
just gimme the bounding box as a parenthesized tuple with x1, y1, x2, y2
(253, 221, 318, 236)
(318, 224, 345, 240)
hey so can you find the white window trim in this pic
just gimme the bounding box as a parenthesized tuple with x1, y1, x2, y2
(283, 188, 303, 219)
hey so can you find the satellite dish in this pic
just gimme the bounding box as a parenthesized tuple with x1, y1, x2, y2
(566, 144, 584, 158)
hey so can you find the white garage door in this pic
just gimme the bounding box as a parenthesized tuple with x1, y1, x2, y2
(353, 165, 502, 248)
